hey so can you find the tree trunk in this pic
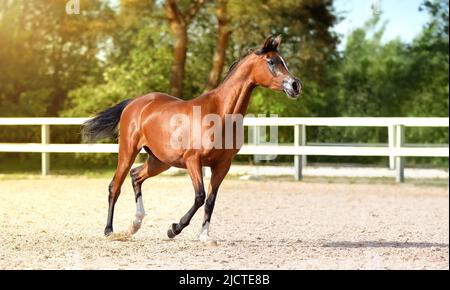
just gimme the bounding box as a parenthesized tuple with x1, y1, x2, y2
(206, 0, 231, 91)
(165, 0, 205, 99)
(47, 37, 64, 116)
(169, 22, 188, 98)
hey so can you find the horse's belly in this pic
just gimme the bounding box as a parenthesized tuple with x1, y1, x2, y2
(144, 135, 186, 167)
(200, 149, 238, 167)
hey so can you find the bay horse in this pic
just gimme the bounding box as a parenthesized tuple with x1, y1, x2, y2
(82, 35, 301, 242)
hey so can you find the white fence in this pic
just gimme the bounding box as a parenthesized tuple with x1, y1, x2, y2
(0, 117, 448, 182)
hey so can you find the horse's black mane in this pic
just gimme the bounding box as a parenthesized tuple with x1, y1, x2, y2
(221, 47, 258, 83)
(220, 38, 279, 84)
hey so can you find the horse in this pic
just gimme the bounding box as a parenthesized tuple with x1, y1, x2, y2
(82, 35, 302, 242)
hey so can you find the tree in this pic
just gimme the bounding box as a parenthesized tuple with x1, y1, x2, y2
(164, 0, 206, 98)
(226, 0, 339, 118)
(64, 0, 172, 117)
(403, 0, 449, 154)
(314, 2, 448, 165)
(333, 15, 415, 118)
(405, 0, 449, 117)
(206, 0, 231, 91)
(0, 0, 115, 116)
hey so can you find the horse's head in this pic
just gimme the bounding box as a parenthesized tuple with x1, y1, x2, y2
(250, 35, 302, 99)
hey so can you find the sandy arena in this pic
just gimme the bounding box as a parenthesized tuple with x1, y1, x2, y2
(0, 175, 448, 270)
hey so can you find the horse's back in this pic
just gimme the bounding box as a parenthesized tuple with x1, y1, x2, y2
(122, 92, 182, 122)
(118, 92, 181, 143)
(133, 92, 182, 107)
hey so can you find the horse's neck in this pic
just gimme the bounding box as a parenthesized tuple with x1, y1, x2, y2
(213, 62, 256, 116)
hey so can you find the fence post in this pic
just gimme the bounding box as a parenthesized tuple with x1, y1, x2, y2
(388, 124, 396, 170)
(301, 124, 307, 167)
(294, 124, 305, 181)
(41, 124, 50, 176)
(252, 125, 261, 163)
(395, 125, 405, 183)
(202, 167, 207, 178)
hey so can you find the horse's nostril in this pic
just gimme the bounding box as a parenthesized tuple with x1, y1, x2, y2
(292, 81, 299, 92)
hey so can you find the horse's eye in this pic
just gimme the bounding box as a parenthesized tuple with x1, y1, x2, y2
(267, 59, 274, 66)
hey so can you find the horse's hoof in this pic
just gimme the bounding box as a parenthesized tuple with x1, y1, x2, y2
(198, 234, 210, 243)
(104, 227, 113, 236)
(167, 223, 178, 239)
(128, 219, 143, 235)
(206, 239, 218, 247)
(199, 234, 218, 246)
(128, 223, 138, 235)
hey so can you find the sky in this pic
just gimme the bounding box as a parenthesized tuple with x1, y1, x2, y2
(333, 0, 430, 48)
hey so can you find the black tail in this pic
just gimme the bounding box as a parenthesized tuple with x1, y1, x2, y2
(82, 99, 132, 143)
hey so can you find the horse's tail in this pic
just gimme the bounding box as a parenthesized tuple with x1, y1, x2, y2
(82, 99, 132, 143)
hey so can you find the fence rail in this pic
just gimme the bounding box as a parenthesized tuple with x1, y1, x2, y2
(0, 117, 448, 182)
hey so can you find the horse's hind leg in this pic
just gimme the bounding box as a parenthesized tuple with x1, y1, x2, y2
(129, 153, 170, 235)
(104, 143, 140, 236)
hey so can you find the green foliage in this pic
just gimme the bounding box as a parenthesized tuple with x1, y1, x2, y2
(0, 0, 116, 116)
(332, 18, 412, 117)
(406, 0, 449, 117)
(64, 23, 173, 116)
(228, 0, 339, 117)
(311, 1, 449, 165)
(0, 0, 448, 168)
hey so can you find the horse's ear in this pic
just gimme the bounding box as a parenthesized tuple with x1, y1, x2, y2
(257, 35, 281, 55)
(272, 35, 282, 50)
(262, 35, 274, 50)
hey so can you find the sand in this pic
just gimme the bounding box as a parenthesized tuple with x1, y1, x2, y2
(0, 176, 448, 269)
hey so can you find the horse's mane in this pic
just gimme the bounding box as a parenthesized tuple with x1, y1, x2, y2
(221, 47, 258, 84)
(220, 39, 278, 84)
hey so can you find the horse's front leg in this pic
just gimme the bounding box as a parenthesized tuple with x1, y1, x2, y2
(167, 156, 205, 238)
(199, 161, 231, 242)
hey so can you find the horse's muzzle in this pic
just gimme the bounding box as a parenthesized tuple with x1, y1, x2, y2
(283, 77, 302, 99)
